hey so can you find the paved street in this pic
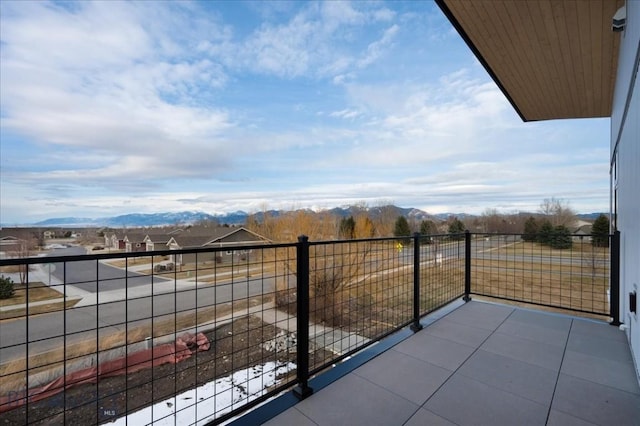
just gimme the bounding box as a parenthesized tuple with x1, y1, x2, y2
(47, 247, 167, 293)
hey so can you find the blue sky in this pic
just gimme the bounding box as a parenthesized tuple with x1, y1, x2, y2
(0, 1, 611, 224)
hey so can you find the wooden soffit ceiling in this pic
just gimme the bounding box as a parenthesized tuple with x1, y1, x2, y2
(436, 0, 623, 122)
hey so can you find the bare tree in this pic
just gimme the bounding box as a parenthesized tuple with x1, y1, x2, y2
(355, 214, 376, 238)
(481, 208, 503, 233)
(6, 230, 38, 284)
(539, 197, 577, 228)
(374, 203, 397, 237)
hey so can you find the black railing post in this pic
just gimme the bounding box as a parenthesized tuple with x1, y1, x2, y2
(463, 230, 472, 302)
(610, 231, 621, 326)
(293, 235, 313, 399)
(411, 233, 423, 332)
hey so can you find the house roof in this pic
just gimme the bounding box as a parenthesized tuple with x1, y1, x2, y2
(123, 233, 146, 243)
(436, 0, 624, 121)
(143, 232, 171, 244)
(202, 227, 271, 246)
(167, 227, 271, 248)
(574, 224, 593, 234)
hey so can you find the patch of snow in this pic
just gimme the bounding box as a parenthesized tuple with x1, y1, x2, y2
(44, 244, 67, 249)
(107, 361, 296, 425)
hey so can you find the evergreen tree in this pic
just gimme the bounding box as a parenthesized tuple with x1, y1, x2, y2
(522, 216, 538, 242)
(339, 216, 356, 239)
(420, 220, 437, 244)
(537, 219, 553, 245)
(448, 217, 465, 241)
(591, 214, 610, 247)
(550, 225, 572, 249)
(393, 216, 411, 238)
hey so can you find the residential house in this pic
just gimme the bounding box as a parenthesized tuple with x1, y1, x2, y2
(0, 235, 21, 259)
(166, 226, 271, 265)
(142, 232, 171, 252)
(0, 228, 40, 258)
(122, 232, 147, 252)
(573, 224, 593, 242)
(104, 231, 126, 250)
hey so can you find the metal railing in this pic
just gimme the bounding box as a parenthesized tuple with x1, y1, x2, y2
(467, 231, 616, 318)
(0, 231, 618, 424)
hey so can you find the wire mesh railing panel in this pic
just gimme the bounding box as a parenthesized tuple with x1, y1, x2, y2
(0, 244, 298, 425)
(418, 234, 466, 315)
(304, 238, 414, 374)
(470, 234, 611, 315)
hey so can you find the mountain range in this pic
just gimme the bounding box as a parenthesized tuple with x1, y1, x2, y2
(5, 207, 605, 228)
(29, 207, 433, 227)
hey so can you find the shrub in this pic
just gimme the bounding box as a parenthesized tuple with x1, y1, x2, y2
(0, 275, 15, 299)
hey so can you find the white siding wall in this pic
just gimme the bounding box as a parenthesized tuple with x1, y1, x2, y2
(611, 0, 640, 382)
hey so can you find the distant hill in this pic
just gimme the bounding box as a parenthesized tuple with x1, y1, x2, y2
(576, 212, 608, 221)
(32, 211, 248, 227)
(33, 217, 99, 226)
(25, 206, 436, 228)
(328, 205, 436, 222)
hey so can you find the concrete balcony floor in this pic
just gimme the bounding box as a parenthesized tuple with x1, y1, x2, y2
(258, 300, 640, 426)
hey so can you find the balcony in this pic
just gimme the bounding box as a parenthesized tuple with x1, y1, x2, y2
(0, 232, 637, 425)
(259, 300, 640, 425)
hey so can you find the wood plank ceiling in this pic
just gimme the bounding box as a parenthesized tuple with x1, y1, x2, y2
(437, 0, 624, 122)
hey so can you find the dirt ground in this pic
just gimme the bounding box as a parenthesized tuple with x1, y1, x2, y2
(1, 316, 327, 425)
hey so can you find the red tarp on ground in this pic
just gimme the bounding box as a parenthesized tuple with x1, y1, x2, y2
(0, 332, 210, 413)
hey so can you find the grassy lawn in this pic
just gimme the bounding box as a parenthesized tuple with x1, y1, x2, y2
(0, 282, 81, 320)
(470, 258, 609, 314)
(0, 282, 62, 306)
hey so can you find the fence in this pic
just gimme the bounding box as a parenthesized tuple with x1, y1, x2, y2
(469, 232, 615, 317)
(0, 231, 617, 424)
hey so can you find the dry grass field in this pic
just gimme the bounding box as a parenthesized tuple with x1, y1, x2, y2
(281, 239, 610, 344)
(471, 241, 610, 315)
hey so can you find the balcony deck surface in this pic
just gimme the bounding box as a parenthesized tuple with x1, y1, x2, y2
(261, 300, 640, 426)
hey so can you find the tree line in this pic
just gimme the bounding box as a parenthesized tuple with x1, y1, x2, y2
(244, 199, 610, 248)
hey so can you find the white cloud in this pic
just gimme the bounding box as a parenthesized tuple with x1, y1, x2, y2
(358, 24, 399, 67)
(0, 1, 611, 224)
(201, 2, 403, 79)
(329, 109, 362, 119)
(1, 1, 236, 187)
